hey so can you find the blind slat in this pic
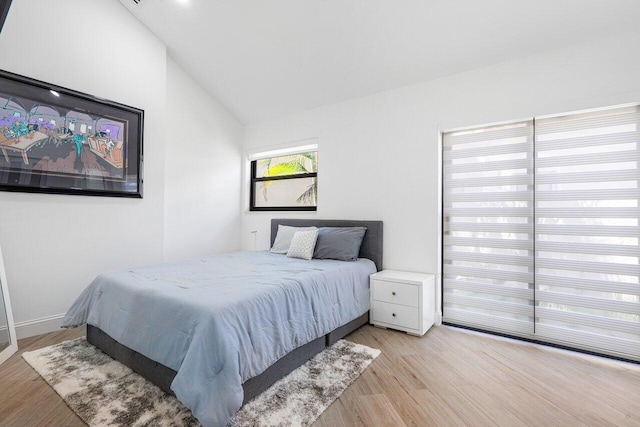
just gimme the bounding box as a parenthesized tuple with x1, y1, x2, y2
(536, 274, 640, 296)
(445, 265, 533, 284)
(536, 189, 639, 201)
(445, 191, 533, 203)
(445, 175, 532, 189)
(536, 307, 639, 336)
(444, 123, 533, 146)
(445, 294, 533, 317)
(446, 223, 533, 234)
(444, 158, 532, 174)
(445, 141, 532, 160)
(536, 207, 640, 219)
(444, 251, 533, 267)
(444, 280, 533, 299)
(536, 258, 639, 277)
(535, 130, 640, 152)
(444, 236, 533, 250)
(535, 169, 640, 185)
(536, 108, 640, 133)
(537, 290, 640, 316)
(445, 207, 531, 218)
(537, 241, 639, 257)
(536, 150, 638, 169)
(443, 308, 534, 335)
(536, 224, 639, 237)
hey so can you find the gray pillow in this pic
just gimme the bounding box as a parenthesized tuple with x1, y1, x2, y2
(313, 227, 367, 261)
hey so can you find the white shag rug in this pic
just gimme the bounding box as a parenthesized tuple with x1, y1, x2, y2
(23, 338, 380, 427)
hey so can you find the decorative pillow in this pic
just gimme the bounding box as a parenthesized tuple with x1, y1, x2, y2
(270, 225, 317, 254)
(286, 229, 319, 260)
(313, 227, 367, 261)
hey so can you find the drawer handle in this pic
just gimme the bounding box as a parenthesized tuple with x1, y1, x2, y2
(392, 313, 396, 317)
(392, 291, 396, 296)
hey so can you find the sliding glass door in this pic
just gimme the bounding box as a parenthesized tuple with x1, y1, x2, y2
(534, 106, 640, 358)
(443, 105, 640, 361)
(442, 121, 535, 336)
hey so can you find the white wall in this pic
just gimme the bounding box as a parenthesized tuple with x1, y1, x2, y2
(0, 0, 167, 337)
(0, 0, 242, 338)
(242, 30, 640, 320)
(164, 58, 242, 261)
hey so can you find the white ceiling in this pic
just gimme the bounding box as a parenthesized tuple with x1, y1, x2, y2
(119, 0, 640, 124)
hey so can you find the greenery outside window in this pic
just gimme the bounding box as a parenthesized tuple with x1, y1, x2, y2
(250, 151, 318, 211)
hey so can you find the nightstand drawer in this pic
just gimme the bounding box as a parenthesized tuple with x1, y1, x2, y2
(371, 301, 420, 330)
(371, 279, 419, 307)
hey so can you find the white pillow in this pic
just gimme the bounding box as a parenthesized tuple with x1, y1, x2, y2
(286, 229, 319, 260)
(270, 225, 317, 254)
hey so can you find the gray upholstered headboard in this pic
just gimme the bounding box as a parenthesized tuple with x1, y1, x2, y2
(270, 219, 383, 271)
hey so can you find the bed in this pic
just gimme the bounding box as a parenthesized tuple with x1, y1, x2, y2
(63, 218, 383, 426)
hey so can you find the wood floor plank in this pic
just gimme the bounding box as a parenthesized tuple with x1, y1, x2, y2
(354, 394, 407, 427)
(1, 324, 640, 426)
(0, 326, 86, 427)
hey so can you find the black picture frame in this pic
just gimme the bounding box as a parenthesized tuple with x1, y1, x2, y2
(0, 69, 144, 198)
(0, 0, 11, 34)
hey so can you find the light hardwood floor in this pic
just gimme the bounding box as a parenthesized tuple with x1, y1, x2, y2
(1, 324, 639, 426)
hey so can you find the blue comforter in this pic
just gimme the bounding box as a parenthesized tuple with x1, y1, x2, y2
(62, 251, 375, 426)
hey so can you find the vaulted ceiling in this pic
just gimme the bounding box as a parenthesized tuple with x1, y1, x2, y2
(118, 0, 640, 124)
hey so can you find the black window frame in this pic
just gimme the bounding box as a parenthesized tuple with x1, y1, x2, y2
(249, 156, 318, 212)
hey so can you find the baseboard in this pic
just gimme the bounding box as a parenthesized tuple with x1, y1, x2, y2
(15, 313, 66, 339)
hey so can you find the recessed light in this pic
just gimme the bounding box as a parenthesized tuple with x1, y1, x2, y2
(50, 90, 60, 97)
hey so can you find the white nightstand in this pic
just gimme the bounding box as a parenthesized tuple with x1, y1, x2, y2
(369, 270, 435, 336)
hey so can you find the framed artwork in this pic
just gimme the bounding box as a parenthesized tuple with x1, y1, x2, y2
(0, 69, 143, 198)
(0, 0, 11, 34)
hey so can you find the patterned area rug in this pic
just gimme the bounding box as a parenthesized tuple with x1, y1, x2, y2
(22, 338, 380, 427)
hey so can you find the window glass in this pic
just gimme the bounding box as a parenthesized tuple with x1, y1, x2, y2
(256, 152, 317, 178)
(250, 151, 317, 211)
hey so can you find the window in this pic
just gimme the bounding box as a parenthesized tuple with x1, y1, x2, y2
(443, 104, 640, 361)
(250, 150, 318, 211)
(443, 121, 535, 336)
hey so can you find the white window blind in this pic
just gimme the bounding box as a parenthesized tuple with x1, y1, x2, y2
(443, 121, 535, 336)
(443, 105, 640, 361)
(535, 105, 640, 360)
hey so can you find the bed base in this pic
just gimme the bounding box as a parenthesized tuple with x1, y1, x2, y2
(87, 311, 369, 405)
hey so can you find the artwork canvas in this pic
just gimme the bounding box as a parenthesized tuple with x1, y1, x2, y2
(0, 0, 10, 34)
(0, 70, 143, 198)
